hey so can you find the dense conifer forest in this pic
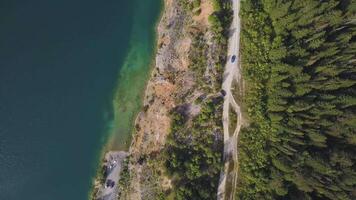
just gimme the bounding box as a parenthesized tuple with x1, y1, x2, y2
(238, 0, 356, 199)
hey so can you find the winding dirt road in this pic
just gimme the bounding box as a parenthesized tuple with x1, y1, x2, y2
(217, 0, 242, 199)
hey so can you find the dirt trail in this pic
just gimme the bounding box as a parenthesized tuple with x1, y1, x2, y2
(217, 0, 241, 199)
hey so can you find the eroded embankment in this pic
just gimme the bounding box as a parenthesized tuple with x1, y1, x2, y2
(118, 0, 232, 199)
(90, 1, 162, 199)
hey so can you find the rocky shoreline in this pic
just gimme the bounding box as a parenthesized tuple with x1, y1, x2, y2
(91, 0, 181, 198)
(120, 0, 222, 199)
(124, 0, 188, 197)
(92, 0, 224, 199)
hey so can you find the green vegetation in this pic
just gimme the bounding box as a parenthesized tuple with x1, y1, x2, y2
(178, 0, 233, 92)
(179, 0, 205, 15)
(229, 107, 238, 136)
(208, 0, 232, 42)
(165, 98, 224, 200)
(161, 1, 233, 199)
(208, 0, 233, 87)
(190, 32, 210, 91)
(117, 157, 130, 197)
(238, 0, 356, 199)
(118, 155, 165, 200)
(139, 158, 166, 200)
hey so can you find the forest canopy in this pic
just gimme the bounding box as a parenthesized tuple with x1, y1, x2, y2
(238, 0, 356, 199)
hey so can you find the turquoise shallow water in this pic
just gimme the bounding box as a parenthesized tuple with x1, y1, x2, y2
(0, 0, 161, 199)
(109, 0, 162, 150)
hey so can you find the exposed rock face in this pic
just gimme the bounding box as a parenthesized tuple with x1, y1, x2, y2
(122, 1, 190, 199)
(130, 0, 187, 157)
(120, 0, 217, 199)
(89, 0, 222, 199)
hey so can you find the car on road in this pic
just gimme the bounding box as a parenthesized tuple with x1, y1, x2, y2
(231, 55, 236, 63)
(221, 89, 226, 96)
(105, 179, 115, 188)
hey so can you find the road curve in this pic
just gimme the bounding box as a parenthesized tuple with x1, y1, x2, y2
(217, 0, 241, 199)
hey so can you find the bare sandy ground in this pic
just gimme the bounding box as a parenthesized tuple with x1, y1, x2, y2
(217, 0, 242, 199)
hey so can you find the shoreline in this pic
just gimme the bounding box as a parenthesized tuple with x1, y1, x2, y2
(128, 0, 166, 153)
(89, 1, 164, 199)
(106, 0, 164, 151)
(121, 0, 235, 198)
(120, 0, 224, 198)
(115, 0, 187, 198)
(92, 0, 232, 198)
(111, 0, 165, 151)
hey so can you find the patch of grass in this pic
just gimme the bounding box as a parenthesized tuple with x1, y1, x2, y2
(229, 107, 238, 137)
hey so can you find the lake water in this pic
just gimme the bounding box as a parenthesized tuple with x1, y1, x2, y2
(0, 0, 161, 199)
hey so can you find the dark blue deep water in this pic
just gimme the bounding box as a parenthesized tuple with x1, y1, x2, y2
(0, 0, 161, 199)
